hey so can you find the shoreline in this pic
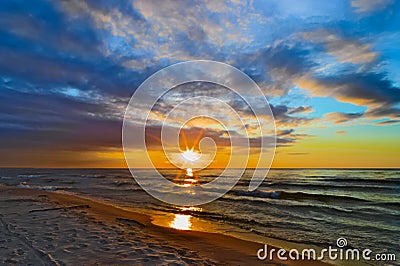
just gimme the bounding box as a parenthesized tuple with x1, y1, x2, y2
(0, 185, 329, 265)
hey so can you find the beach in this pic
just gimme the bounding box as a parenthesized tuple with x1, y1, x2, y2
(0, 185, 329, 265)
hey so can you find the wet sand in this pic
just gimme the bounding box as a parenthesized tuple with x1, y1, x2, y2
(0, 185, 328, 265)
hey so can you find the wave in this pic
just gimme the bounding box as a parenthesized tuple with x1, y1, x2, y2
(220, 195, 366, 218)
(305, 176, 400, 185)
(150, 202, 379, 249)
(264, 182, 397, 191)
(169, 176, 400, 189)
(228, 189, 369, 203)
(79, 174, 107, 178)
(150, 204, 287, 231)
(18, 174, 46, 178)
(370, 201, 400, 209)
(17, 182, 57, 191)
(112, 180, 133, 187)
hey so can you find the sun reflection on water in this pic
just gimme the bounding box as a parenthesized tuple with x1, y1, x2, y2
(168, 206, 203, 230)
(170, 214, 192, 230)
(180, 206, 202, 212)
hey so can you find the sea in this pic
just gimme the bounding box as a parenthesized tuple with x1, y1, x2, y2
(0, 168, 399, 264)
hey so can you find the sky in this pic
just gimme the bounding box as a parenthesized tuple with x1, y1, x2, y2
(0, 0, 399, 168)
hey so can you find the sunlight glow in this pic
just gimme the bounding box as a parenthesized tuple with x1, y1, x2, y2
(181, 148, 200, 162)
(180, 206, 202, 212)
(178, 183, 192, 187)
(186, 167, 193, 177)
(183, 178, 198, 183)
(169, 214, 192, 230)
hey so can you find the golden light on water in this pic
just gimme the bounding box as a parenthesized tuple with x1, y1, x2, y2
(179, 183, 192, 187)
(186, 167, 193, 177)
(183, 178, 197, 183)
(169, 214, 192, 230)
(180, 206, 202, 212)
(150, 206, 218, 232)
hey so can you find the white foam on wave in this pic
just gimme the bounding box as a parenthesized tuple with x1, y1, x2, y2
(17, 182, 57, 191)
(18, 175, 45, 178)
(18, 182, 30, 188)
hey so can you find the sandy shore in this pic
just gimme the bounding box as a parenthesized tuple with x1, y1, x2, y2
(0, 185, 328, 265)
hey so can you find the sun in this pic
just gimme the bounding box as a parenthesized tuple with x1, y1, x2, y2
(174, 148, 201, 187)
(181, 148, 200, 162)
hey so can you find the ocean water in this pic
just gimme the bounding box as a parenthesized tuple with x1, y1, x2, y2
(1, 168, 399, 263)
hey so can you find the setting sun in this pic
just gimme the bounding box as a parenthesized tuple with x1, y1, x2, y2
(181, 149, 200, 162)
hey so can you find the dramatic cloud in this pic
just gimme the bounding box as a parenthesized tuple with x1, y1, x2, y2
(296, 72, 400, 121)
(303, 30, 377, 64)
(0, 0, 398, 167)
(375, 120, 400, 125)
(288, 106, 314, 114)
(325, 112, 364, 124)
(271, 104, 315, 127)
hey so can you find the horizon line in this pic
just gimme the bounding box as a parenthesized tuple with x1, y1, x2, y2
(0, 167, 399, 170)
